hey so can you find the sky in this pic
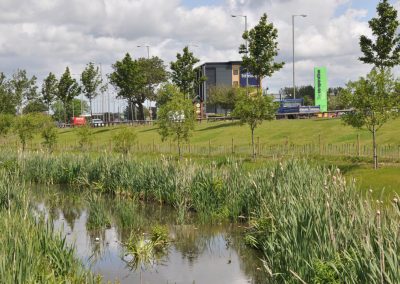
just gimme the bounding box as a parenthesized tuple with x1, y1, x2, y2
(0, 0, 399, 111)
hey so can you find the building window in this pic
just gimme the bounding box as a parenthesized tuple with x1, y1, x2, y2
(233, 81, 239, 87)
(233, 69, 239, 75)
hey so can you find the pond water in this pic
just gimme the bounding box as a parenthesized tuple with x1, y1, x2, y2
(31, 187, 267, 284)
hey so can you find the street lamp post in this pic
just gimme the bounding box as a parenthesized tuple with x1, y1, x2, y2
(232, 14, 248, 95)
(137, 45, 150, 59)
(292, 14, 307, 99)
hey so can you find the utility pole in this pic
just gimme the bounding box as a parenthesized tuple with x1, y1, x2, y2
(232, 14, 248, 95)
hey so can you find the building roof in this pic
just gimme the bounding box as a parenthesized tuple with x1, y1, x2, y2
(196, 61, 242, 68)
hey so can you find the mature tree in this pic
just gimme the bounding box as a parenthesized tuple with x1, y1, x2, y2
(157, 84, 195, 157)
(0, 73, 17, 114)
(109, 53, 147, 120)
(23, 99, 47, 114)
(233, 88, 277, 159)
(240, 13, 284, 94)
(138, 57, 168, 99)
(170, 46, 205, 99)
(81, 62, 104, 117)
(9, 69, 38, 113)
(57, 67, 81, 123)
(359, 0, 400, 70)
(41, 72, 58, 113)
(207, 85, 237, 115)
(340, 68, 400, 169)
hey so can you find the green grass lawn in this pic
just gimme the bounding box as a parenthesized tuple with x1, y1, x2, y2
(30, 117, 400, 148)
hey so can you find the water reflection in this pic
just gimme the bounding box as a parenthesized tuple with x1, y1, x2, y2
(31, 186, 267, 284)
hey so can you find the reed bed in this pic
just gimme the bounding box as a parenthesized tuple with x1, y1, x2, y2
(1, 151, 399, 283)
(0, 169, 97, 283)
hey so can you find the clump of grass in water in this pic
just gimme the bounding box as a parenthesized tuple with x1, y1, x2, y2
(86, 195, 111, 231)
(123, 225, 169, 284)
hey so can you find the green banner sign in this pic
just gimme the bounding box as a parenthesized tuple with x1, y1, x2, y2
(314, 67, 328, 112)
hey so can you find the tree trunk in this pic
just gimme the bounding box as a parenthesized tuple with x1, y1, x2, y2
(130, 101, 134, 122)
(138, 103, 144, 121)
(251, 126, 256, 159)
(178, 137, 181, 159)
(89, 99, 93, 118)
(372, 126, 378, 169)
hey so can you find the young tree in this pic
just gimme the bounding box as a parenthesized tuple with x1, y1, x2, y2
(41, 72, 58, 114)
(13, 113, 46, 151)
(57, 67, 81, 123)
(157, 84, 195, 157)
(207, 86, 237, 115)
(240, 13, 284, 94)
(359, 0, 400, 70)
(340, 68, 400, 169)
(0, 114, 14, 136)
(75, 124, 93, 150)
(109, 53, 147, 120)
(81, 62, 104, 117)
(113, 127, 137, 155)
(41, 117, 58, 152)
(233, 89, 277, 159)
(170, 46, 205, 99)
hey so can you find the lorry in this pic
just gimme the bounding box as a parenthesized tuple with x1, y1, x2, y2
(277, 99, 320, 118)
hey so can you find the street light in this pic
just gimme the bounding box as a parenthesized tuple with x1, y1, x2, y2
(137, 45, 150, 59)
(292, 14, 307, 99)
(232, 14, 248, 94)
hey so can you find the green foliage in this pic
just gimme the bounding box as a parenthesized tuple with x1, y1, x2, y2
(81, 62, 104, 116)
(75, 124, 93, 149)
(170, 46, 205, 98)
(112, 127, 137, 155)
(41, 119, 58, 152)
(281, 85, 315, 105)
(150, 225, 169, 249)
(207, 85, 237, 114)
(23, 99, 47, 114)
(233, 89, 277, 158)
(86, 195, 111, 230)
(0, 73, 19, 114)
(13, 113, 47, 151)
(0, 169, 96, 283)
(157, 84, 195, 156)
(340, 68, 400, 168)
(52, 99, 89, 123)
(0, 114, 14, 136)
(41, 72, 58, 113)
(9, 69, 38, 112)
(57, 67, 81, 123)
(359, 0, 400, 69)
(7, 152, 400, 283)
(240, 13, 284, 94)
(109, 53, 166, 120)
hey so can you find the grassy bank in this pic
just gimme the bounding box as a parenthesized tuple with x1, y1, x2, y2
(0, 169, 96, 283)
(1, 151, 399, 282)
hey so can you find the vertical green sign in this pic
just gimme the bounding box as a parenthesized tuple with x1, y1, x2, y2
(314, 67, 328, 112)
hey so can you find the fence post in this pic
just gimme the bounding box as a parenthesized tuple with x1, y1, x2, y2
(257, 137, 260, 157)
(208, 139, 211, 156)
(318, 134, 321, 156)
(152, 139, 155, 152)
(231, 137, 234, 154)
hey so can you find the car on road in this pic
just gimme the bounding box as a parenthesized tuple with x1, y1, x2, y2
(91, 119, 105, 127)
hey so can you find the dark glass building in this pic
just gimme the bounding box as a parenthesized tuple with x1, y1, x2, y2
(196, 61, 259, 114)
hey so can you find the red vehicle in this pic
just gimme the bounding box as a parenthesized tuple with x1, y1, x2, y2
(72, 116, 86, 126)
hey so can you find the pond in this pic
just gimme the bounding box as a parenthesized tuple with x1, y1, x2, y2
(31, 186, 267, 284)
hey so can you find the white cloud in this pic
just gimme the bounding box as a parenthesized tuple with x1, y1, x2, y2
(0, 0, 395, 96)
